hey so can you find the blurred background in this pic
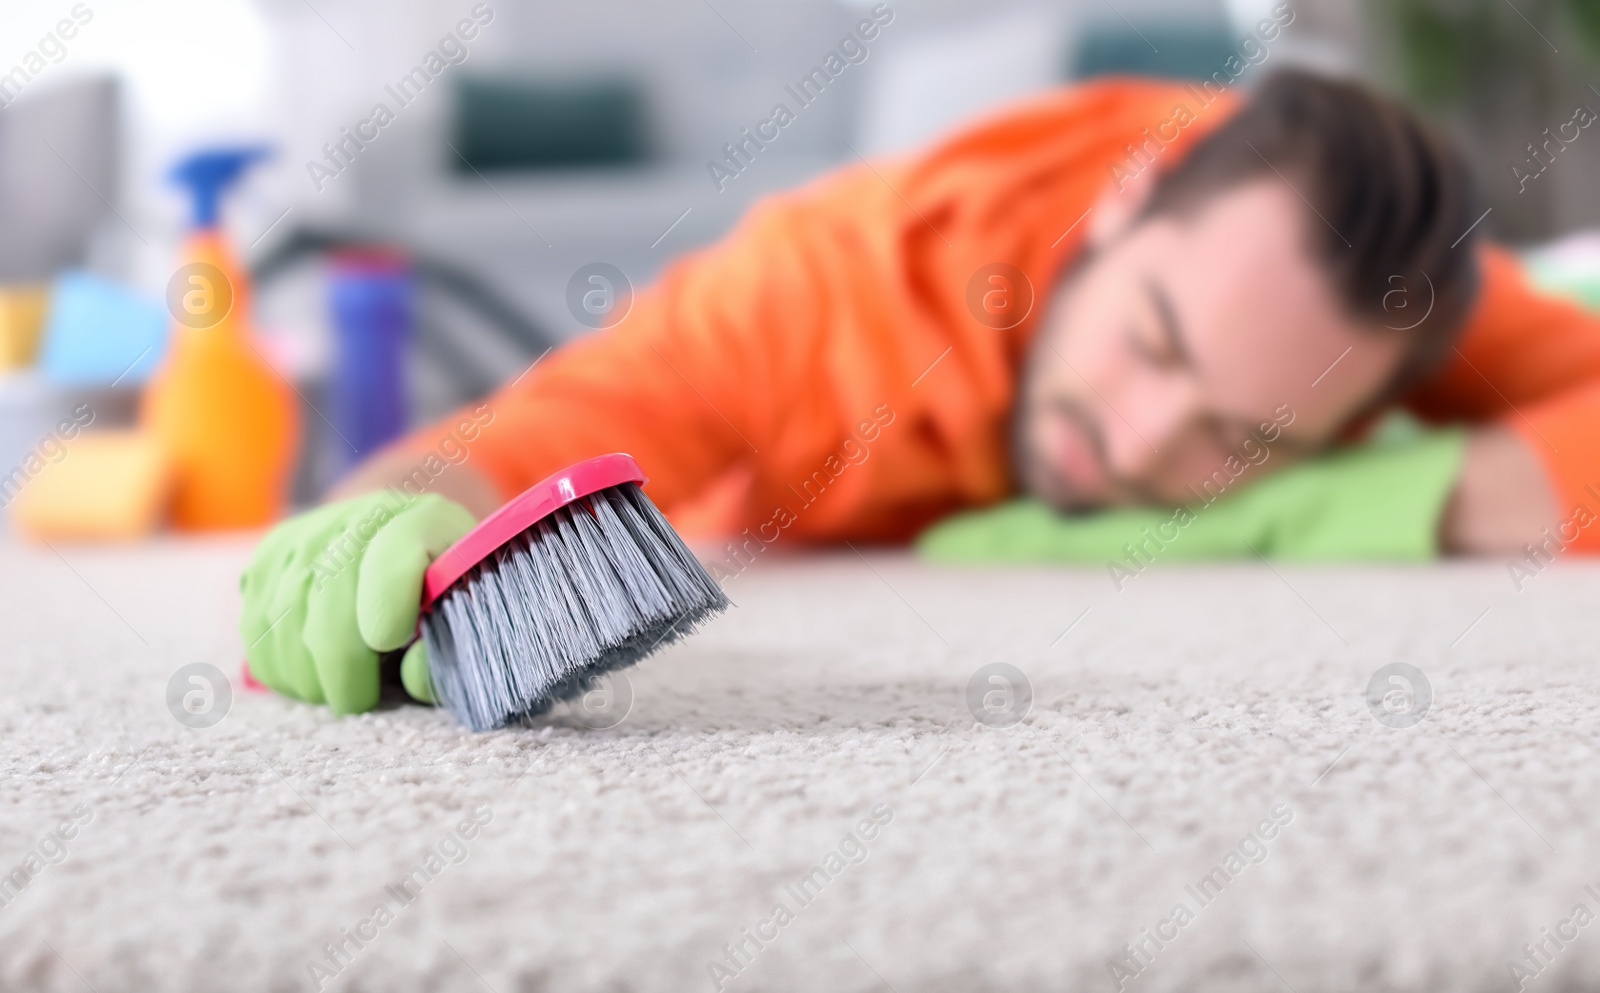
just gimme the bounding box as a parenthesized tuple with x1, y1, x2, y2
(3, 0, 1600, 533)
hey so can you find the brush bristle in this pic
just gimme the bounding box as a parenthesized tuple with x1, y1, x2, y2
(420, 482, 730, 731)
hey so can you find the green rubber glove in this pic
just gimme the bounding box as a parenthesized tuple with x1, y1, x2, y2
(239, 491, 477, 714)
(918, 428, 1467, 567)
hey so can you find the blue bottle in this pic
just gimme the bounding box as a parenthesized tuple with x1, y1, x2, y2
(328, 250, 411, 467)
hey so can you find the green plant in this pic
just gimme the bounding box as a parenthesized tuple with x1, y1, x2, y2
(1383, 0, 1600, 107)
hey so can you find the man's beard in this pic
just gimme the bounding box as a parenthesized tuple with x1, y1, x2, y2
(1009, 256, 1118, 511)
(1008, 252, 1168, 512)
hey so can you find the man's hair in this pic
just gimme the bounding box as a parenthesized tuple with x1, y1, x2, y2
(1142, 69, 1481, 400)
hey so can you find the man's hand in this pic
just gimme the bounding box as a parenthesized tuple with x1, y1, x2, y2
(1441, 426, 1561, 554)
(919, 428, 1469, 563)
(239, 491, 477, 714)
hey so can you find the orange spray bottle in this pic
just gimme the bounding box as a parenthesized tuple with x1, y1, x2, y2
(144, 148, 298, 530)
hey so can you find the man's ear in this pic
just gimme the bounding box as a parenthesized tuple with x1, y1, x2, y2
(1088, 162, 1162, 248)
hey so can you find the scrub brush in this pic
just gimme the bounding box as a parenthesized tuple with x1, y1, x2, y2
(418, 453, 729, 731)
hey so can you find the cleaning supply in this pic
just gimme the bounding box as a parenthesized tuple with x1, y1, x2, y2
(327, 249, 411, 468)
(238, 490, 470, 711)
(143, 147, 298, 530)
(419, 453, 729, 730)
(239, 489, 477, 713)
(918, 428, 1468, 564)
(0, 373, 71, 495)
(9, 431, 171, 540)
(36, 272, 167, 384)
(239, 453, 728, 728)
(0, 379, 172, 542)
(0, 284, 50, 370)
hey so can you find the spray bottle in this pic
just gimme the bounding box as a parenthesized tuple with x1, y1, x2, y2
(143, 147, 299, 529)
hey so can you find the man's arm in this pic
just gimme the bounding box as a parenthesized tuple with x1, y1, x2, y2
(318, 191, 848, 527)
(1409, 245, 1600, 555)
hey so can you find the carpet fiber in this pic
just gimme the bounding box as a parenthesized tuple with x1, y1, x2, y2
(2, 537, 1598, 992)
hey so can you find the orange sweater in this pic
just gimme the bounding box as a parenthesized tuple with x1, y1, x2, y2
(425, 79, 1600, 550)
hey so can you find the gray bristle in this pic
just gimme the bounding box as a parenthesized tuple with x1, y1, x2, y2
(420, 482, 731, 731)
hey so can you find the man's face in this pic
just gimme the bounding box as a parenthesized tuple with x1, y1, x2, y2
(1016, 180, 1407, 510)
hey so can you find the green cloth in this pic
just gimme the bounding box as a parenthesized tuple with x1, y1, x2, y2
(917, 429, 1467, 568)
(239, 491, 476, 714)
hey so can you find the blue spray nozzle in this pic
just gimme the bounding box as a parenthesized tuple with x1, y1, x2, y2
(168, 146, 272, 229)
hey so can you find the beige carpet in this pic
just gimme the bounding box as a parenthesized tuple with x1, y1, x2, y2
(1, 536, 1597, 992)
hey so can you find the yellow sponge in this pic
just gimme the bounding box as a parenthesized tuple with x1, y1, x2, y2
(9, 430, 172, 540)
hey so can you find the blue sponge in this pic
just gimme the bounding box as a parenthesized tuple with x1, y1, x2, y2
(38, 271, 168, 385)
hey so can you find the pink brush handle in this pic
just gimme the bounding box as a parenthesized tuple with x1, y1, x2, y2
(420, 452, 648, 608)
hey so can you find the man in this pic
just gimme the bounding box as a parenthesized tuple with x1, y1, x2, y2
(240, 69, 1600, 714)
